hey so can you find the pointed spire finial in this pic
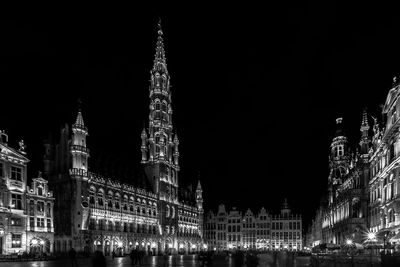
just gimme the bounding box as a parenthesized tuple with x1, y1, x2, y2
(77, 98, 82, 112)
(158, 17, 163, 36)
(362, 108, 369, 126)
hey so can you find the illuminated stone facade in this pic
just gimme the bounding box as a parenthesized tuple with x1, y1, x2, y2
(43, 22, 203, 255)
(322, 116, 370, 245)
(368, 78, 400, 244)
(321, 116, 370, 245)
(0, 132, 54, 255)
(204, 200, 302, 251)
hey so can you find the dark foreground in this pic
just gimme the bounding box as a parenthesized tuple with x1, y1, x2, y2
(0, 253, 310, 267)
(1, 252, 389, 267)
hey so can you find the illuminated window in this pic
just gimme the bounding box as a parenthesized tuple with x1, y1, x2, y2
(11, 234, 21, 248)
(11, 218, 22, 226)
(11, 166, 22, 181)
(37, 201, 45, 213)
(37, 218, 45, 227)
(11, 194, 22, 209)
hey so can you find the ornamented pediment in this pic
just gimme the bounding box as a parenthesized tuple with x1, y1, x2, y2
(0, 143, 29, 163)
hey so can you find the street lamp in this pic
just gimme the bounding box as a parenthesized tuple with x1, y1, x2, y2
(346, 239, 353, 246)
(367, 232, 376, 241)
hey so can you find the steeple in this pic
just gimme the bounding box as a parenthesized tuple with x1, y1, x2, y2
(75, 111, 85, 128)
(359, 109, 371, 156)
(331, 118, 348, 159)
(74, 98, 85, 128)
(281, 199, 291, 217)
(153, 18, 168, 75)
(141, 20, 180, 199)
(196, 179, 203, 211)
(71, 107, 89, 174)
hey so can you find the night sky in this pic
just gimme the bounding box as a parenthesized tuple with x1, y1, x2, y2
(2, 3, 400, 229)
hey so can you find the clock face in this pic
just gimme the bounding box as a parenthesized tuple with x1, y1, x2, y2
(81, 201, 89, 208)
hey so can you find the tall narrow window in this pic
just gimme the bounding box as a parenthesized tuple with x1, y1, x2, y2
(11, 194, 22, 210)
(11, 234, 22, 248)
(10, 166, 22, 181)
(0, 163, 3, 178)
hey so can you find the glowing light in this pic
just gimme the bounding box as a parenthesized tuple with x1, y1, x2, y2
(367, 232, 376, 240)
(31, 239, 38, 245)
(129, 242, 133, 246)
(168, 243, 172, 248)
(142, 242, 145, 247)
(151, 242, 156, 248)
(203, 244, 207, 249)
(191, 244, 196, 249)
(118, 242, 123, 247)
(179, 244, 184, 249)
(346, 239, 353, 245)
(228, 244, 233, 249)
(213, 247, 216, 251)
(40, 240, 45, 245)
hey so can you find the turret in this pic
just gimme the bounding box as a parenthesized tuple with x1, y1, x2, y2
(359, 109, 371, 155)
(196, 180, 203, 211)
(141, 128, 148, 163)
(330, 118, 348, 160)
(281, 198, 291, 217)
(173, 134, 179, 166)
(71, 109, 89, 172)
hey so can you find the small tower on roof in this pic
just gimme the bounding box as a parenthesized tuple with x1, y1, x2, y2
(359, 109, 371, 156)
(71, 101, 89, 172)
(281, 198, 291, 217)
(196, 179, 203, 211)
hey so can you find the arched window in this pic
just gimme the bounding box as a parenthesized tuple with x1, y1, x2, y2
(97, 190, 104, 206)
(108, 200, 113, 209)
(171, 206, 175, 218)
(166, 205, 170, 218)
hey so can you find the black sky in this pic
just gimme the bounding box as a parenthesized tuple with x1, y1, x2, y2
(1, 3, 400, 228)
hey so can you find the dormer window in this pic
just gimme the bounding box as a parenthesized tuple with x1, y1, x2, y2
(38, 186, 43, 196)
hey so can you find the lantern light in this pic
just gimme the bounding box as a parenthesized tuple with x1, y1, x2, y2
(32, 239, 38, 245)
(367, 232, 376, 240)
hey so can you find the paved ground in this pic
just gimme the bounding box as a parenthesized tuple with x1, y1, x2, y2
(2, 254, 311, 267)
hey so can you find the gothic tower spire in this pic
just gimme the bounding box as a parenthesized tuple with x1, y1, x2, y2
(142, 20, 179, 198)
(71, 106, 89, 173)
(359, 109, 371, 155)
